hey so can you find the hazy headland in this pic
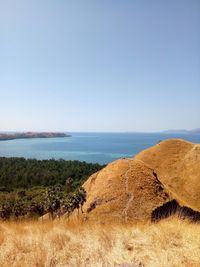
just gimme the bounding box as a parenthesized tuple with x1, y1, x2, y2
(0, 132, 71, 141)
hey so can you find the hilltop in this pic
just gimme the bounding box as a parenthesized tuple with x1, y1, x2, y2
(135, 139, 200, 211)
(77, 139, 200, 222)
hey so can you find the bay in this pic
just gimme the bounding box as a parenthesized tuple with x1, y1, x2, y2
(0, 132, 199, 164)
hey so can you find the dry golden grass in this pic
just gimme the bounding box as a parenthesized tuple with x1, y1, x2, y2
(81, 158, 170, 222)
(135, 139, 200, 212)
(0, 217, 200, 267)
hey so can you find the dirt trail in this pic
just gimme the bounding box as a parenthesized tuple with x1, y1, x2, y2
(122, 159, 134, 222)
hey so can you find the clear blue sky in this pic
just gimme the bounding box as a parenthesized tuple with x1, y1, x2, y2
(0, 0, 199, 132)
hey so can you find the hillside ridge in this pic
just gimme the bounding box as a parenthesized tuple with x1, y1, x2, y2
(77, 139, 200, 222)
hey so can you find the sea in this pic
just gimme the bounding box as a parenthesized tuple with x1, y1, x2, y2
(0, 132, 200, 164)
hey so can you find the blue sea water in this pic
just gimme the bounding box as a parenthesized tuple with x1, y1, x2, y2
(0, 132, 199, 164)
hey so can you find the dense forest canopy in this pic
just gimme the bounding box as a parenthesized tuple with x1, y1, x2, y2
(0, 157, 104, 219)
(0, 157, 103, 191)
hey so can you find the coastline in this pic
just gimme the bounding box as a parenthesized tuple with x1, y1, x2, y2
(0, 132, 71, 141)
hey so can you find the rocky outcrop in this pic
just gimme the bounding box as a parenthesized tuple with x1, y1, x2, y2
(39, 212, 52, 221)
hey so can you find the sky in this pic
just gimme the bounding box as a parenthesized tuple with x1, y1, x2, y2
(0, 0, 199, 132)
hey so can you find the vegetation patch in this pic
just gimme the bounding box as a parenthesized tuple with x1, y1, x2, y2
(151, 200, 200, 222)
(0, 157, 104, 220)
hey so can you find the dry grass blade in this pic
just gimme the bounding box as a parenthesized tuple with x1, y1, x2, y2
(0, 217, 199, 267)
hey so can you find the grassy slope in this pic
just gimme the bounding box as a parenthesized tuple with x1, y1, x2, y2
(135, 139, 200, 211)
(0, 218, 200, 267)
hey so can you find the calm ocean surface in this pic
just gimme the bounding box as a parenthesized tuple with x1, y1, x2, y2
(0, 133, 199, 164)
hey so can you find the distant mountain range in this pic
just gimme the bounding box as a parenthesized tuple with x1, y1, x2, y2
(163, 128, 200, 134)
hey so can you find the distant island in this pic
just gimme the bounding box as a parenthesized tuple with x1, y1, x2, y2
(0, 132, 71, 141)
(163, 128, 200, 134)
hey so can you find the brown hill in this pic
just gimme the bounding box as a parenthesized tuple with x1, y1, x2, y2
(135, 139, 200, 212)
(80, 158, 170, 222)
(76, 139, 200, 222)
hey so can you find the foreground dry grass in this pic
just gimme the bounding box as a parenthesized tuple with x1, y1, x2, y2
(0, 217, 200, 267)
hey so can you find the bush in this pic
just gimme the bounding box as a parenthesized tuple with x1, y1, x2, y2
(0, 200, 13, 219)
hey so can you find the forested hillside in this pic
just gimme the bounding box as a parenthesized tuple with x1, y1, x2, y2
(0, 157, 103, 191)
(0, 157, 104, 219)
